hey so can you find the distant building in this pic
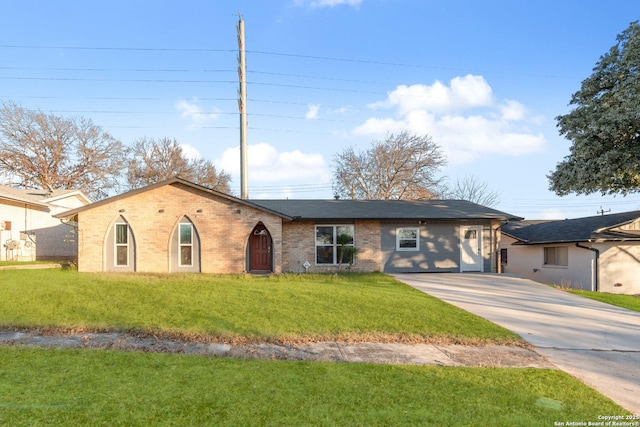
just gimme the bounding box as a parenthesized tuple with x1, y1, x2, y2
(501, 211, 640, 294)
(0, 185, 91, 261)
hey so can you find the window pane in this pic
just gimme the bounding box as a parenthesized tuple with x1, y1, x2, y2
(116, 246, 128, 266)
(336, 225, 354, 244)
(557, 247, 568, 266)
(399, 239, 417, 248)
(338, 247, 355, 264)
(465, 230, 477, 239)
(316, 246, 334, 264)
(116, 224, 128, 244)
(181, 246, 192, 266)
(180, 224, 192, 244)
(544, 247, 568, 266)
(316, 226, 334, 245)
(398, 229, 417, 240)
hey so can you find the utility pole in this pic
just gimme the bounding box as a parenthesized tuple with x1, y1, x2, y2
(237, 11, 248, 199)
(597, 206, 611, 216)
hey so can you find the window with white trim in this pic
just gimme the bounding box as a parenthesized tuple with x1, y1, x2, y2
(179, 223, 193, 267)
(544, 246, 568, 266)
(315, 225, 354, 265)
(114, 223, 129, 266)
(396, 227, 419, 251)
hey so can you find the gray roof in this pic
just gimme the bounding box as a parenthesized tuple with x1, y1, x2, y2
(53, 177, 521, 222)
(502, 210, 640, 244)
(252, 199, 522, 221)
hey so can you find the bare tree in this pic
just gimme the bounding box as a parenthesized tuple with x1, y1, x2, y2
(127, 137, 231, 193)
(332, 131, 446, 200)
(444, 175, 500, 207)
(0, 101, 128, 199)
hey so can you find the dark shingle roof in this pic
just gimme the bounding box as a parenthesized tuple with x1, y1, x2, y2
(251, 199, 521, 221)
(53, 177, 521, 222)
(502, 210, 640, 244)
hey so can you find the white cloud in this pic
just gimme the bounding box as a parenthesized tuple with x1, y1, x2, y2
(295, 0, 362, 7)
(176, 98, 218, 127)
(179, 144, 201, 161)
(370, 75, 494, 115)
(500, 100, 526, 121)
(354, 75, 546, 165)
(216, 142, 330, 184)
(306, 104, 320, 120)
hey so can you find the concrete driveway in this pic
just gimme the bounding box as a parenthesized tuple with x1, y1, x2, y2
(392, 273, 640, 414)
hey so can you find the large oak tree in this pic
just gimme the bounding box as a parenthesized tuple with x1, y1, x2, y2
(332, 131, 446, 200)
(549, 21, 640, 196)
(0, 101, 127, 200)
(127, 137, 231, 193)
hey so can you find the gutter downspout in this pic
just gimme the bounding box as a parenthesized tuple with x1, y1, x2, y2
(575, 242, 599, 292)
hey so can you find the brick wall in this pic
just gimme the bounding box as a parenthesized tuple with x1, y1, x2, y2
(281, 220, 382, 273)
(77, 182, 283, 273)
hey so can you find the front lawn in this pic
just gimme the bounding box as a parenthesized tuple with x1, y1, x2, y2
(0, 270, 520, 344)
(566, 289, 640, 313)
(0, 347, 627, 426)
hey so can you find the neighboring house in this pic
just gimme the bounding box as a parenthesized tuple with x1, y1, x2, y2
(54, 178, 520, 274)
(0, 185, 91, 261)
(501, 211, 640, 294)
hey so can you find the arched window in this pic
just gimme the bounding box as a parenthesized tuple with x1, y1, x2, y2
(106, 215, 135, 272)
(171, 216, 200, 272)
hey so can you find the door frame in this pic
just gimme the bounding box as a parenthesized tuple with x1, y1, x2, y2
(460, 225, 483, 272)
(249, 223, 273, 273)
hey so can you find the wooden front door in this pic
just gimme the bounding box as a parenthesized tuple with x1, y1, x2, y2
(250, 226, 272, 272)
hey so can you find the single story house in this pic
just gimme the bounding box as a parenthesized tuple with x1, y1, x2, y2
(501, 210, 640, 294)
(54, 177, 521, 274)
(0, 184, 91, 261)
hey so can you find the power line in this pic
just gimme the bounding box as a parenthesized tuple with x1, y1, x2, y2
(0, 44, 235, 53)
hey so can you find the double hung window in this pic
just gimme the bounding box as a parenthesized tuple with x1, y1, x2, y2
(543, 246, 568, 266)
(315, 225, 355, 265)
(114, 223, 129, 266)
(179, 223, 193, 267)
(396, 227, 419, 251)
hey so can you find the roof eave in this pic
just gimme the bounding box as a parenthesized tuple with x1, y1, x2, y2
(54, 178, 294, 220)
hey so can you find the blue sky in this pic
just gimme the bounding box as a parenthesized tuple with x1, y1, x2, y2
(2, 0, 640, 219)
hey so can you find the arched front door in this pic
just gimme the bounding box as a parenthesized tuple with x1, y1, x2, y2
(249, 223, 272, 273)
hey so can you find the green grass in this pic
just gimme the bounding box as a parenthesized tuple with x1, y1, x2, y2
(566, 289, 640, 313)
(0, 260, 61, 267)
(0, 270, 520, 344)
(0, 346, 627, 426)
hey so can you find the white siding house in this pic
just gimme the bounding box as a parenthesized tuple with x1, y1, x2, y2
(501, 211, 640, 295)
(0, 185, 90, 261)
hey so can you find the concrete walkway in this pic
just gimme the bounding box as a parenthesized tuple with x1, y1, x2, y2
(392, 273, 640, 414)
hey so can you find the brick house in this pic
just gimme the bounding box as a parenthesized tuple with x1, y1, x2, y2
(55, 178, 520, 274)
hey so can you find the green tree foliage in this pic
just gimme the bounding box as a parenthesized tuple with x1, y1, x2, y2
(127, 137, 231, 193)
(0, 101, 128, 200)
(332, 131, 446, 200)
(549, 21, 640, 195)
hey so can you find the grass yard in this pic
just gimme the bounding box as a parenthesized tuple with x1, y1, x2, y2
(566, 289, 640, 313)
(0, 260, 61, 267)
(0, 269, 521, 344)
(0, 270, 630, 424)
(0, 346, 627, 427)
